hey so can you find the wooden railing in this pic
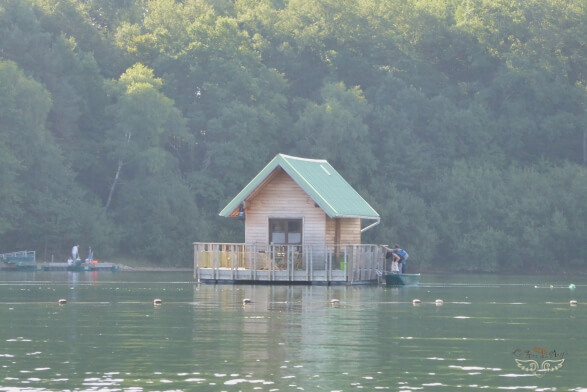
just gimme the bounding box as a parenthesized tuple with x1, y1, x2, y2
(193, 243, 385, 284)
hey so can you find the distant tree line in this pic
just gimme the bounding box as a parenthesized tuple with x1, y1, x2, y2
(0, 0, 585, 272)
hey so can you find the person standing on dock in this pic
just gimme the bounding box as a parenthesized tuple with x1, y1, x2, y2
(393, 245, 409, 273)
(72, 244, 79, 260)
(86, 246, 93, 263)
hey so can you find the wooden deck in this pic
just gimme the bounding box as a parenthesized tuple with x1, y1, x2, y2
(193, 243, 385, 285)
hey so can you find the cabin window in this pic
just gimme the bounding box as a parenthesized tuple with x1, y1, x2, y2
(269, 219, 302, 244)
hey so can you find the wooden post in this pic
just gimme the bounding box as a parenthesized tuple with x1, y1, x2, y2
(325, 249, 332, 282)
(308, 246, 312, 282)
(193, 242, 200, 283)
(228, 245, 238, 280)
(344, 247, 348, 282)
(213, 244, 219, 282)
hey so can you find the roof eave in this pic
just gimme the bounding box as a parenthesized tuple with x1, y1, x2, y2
(218, 155, 285, 217)
(334, 214, 381, 220)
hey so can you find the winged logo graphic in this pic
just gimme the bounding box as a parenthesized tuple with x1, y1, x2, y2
(515, 359, 565, 377)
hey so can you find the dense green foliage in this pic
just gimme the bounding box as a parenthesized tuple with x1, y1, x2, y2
(0, 0, 585, 272)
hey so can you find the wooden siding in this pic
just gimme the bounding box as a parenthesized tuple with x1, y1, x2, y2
(325, 217, 361, 245)
(244, 169, 327, 248)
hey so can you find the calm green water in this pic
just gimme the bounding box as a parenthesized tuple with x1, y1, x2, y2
(0, 272, 585, 391)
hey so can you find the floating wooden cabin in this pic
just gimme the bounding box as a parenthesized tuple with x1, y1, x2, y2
(193, 154, 384, 284)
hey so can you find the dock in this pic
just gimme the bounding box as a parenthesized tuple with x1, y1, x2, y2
(1, 250, 121, 272)
(0, 251, 37, 271)
(40, 262, 120, 272)
(194, 243, 384, 285)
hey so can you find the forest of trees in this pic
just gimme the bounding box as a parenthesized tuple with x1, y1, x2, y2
(0, 0, 585, 273)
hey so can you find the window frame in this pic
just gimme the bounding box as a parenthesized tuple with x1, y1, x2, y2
(269, 218, 303, 245)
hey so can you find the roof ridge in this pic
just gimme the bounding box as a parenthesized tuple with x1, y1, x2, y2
(279, 153, 327, 163)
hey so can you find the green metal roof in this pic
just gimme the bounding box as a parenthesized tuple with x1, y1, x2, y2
(219, 154, 380, 220)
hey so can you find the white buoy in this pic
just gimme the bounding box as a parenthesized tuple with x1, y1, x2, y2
(412, 299, 421, 305)
(569, 284, 576, 290)
(243, 298, 252, 304)
(58, 299, 67, 305)
(153, 299, 162, 305)
(570, 300, 578, 306)
(435, 299, 444, 305)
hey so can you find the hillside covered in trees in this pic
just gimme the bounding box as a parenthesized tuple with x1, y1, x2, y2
(0, 0, 585, 272)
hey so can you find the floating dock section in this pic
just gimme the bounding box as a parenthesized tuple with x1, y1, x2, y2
(0, 251, 36, 271)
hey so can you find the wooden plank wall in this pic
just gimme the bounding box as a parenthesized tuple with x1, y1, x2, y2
(244, 169, 327, 248)
(325, 217, 361, 245)
(244, 168, 363, 248)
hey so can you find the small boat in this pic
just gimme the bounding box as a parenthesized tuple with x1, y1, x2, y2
(384, 273, 420, 286)
(66, 262, 91, 272)
(41, 262, 118, 271)
(65, 247, 118, 272)
(66, 262, 119, 272)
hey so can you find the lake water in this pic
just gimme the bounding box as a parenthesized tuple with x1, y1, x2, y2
(0, 271, 585, 391)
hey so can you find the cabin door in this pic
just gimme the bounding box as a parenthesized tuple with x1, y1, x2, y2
(269, 218, 303, 269)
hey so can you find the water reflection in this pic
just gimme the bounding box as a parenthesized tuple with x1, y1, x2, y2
(0, 272, 585, 391)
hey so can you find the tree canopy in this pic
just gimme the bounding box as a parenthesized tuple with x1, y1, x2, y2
(0, 0, 585, 272)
